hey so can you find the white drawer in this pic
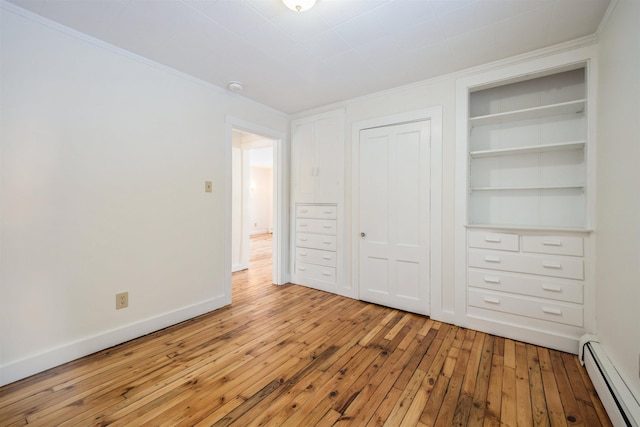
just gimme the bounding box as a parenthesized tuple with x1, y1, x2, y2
(468, 289, 583, 327)
(296, 219, 337, 235)
(468, 250, 584, 280)
(296, 262, 336, 284)
(522, 235, 583, 256)
(468, 231, 519, 252)
(296, 204, 337, 219)
(296, 247, 337, 267)
(468, 269, 583, 303)
(296, 233, 337, 251)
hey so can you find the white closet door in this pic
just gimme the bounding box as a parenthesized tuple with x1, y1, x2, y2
(358, 120, 431, 315)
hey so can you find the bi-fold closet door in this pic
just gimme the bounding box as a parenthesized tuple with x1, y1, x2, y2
(357, 121, 432, 316)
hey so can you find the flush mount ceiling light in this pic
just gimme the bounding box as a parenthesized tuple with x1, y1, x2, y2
(282, 0, 316, 12)
(227, 81, 243, 92)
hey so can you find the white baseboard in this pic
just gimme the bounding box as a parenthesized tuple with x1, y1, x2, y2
(581, 337, 640, 426)
(0, 296, 228, 386)
(232, 263, 248, 272)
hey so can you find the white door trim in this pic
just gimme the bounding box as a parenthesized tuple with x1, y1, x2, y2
(225, 116, 288, 305)
(351, 107, 443, 317)
(231, 145, 251, 273)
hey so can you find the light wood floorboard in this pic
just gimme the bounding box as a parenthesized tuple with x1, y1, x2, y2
(0, 234, 612, 426)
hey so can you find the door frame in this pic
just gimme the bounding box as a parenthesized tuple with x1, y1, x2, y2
(225, 116, 288, 304)
(351, 107, 443, 317)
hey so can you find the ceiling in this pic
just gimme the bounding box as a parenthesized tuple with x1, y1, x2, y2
(6, 0, 611, 114)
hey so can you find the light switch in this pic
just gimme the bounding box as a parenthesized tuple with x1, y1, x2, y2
(205, 181, 213, 193)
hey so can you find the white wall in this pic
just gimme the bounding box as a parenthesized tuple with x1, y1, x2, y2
(249, 166, 273, 235)
(595, 0, 640, 400)
(0, 7, 288, 385)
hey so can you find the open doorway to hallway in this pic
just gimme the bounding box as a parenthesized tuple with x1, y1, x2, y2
(231, 129, 275, 279)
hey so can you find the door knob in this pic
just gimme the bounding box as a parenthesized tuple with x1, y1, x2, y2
(360, 232, 366, 238)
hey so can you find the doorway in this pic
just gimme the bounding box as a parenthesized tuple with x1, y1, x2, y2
(231, 129, 275, 275)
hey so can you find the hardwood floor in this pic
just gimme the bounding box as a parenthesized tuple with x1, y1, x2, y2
(0, 233, 611, 426)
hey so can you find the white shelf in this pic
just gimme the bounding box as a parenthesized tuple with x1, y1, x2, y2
(466, 224, 593, 233)
(470, 185, 584, 192)
(469, 141, 585, 159)
(470, 99, 585, 127)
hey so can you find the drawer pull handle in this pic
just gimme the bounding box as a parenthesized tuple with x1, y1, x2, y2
(322, 256, 332, 260)
(323, 240, 332, 244)
(542, 307, 562, 316)
(300, 209, 309, 213)
(299, 238, 308, 242)
(322, 225, 333, 229)
(484, 256, 501, 263)
(542, 284, 562, 292)
(322, 272, 332, 276)
(542, 262, 562, 269)
(298, 267, 307, 271)
(299, 223, 308, 227)
(542, 240, 562, 246)
(484, 237, 501, 243)
(300, 252, 307, 256)
(484, 277, 501, 284)
(483, 296, 500, 304)
(323, 210, 333, 214)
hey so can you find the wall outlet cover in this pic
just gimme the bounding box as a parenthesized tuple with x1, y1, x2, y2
(116, 292, 128, 310)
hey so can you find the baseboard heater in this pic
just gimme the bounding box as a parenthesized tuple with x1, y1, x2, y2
(581, 337, 640, 427)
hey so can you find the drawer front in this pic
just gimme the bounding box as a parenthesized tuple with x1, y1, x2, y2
(468, 250, 584, 280)
(296, 262, 336, 284)
(296, 204, 337, 219)
(522, 235, 583, 256)
(468, 289, 583, 327)
(296, 219, 337, 235)
(296, 247, 337, 267)
(468, 231, 519, 251)
(468, 269, 583, 303)
(296, 233, 337, 251)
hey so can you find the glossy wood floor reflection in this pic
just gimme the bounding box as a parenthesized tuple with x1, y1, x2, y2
(0, 234, 611, 426)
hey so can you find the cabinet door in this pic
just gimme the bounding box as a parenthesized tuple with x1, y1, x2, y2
(315, 115, 343, 203)
(292, 121, 316, 203)
(291, 110, 344, 204)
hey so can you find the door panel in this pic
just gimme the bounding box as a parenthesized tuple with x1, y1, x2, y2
(358, 120, 430, 315)
(292, 121, 315, 202)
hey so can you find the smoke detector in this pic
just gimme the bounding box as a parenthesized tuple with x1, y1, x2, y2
(227, 81, 244, 93)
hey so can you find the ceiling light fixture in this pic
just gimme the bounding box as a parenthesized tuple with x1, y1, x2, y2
(282, 0, 316, 12)
(227, 81, 243, 92)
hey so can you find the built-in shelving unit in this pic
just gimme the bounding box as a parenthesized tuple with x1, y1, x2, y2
(467, 68, 588, 230)
(455, 54, 596, 354)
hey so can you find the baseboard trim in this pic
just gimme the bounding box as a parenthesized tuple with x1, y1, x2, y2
(0, 296, 228, 386)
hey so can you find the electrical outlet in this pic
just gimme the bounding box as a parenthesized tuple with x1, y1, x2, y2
(205, 181, 213, 193)
(116, 292, 128, 310)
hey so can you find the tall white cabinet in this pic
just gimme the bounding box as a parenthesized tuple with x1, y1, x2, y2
(455, 48, 597, 354)
(291, 109, 346, 295)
